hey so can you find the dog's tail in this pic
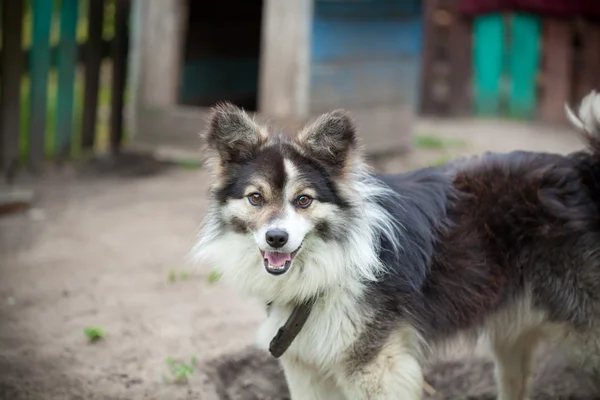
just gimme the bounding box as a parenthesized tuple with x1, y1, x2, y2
(566, 90, 600, 155)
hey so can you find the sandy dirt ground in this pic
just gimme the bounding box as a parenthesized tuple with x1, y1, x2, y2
(1, 118, 599, 399)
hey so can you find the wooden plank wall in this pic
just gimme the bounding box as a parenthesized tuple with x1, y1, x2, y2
(309, 0, 422, 154)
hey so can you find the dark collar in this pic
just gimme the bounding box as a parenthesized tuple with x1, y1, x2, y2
(267, 299, 316, 358)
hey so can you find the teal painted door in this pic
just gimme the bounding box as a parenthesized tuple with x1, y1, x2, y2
(472, 13, 541, 119)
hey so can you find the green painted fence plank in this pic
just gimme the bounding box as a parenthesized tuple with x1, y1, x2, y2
(473, 14, 504, 116)
(28, 0, 53, 168)
(508, 14, 541, 119)
(55, 0, 78, 158)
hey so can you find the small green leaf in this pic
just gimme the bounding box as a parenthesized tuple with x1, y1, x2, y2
(207, 270, 221, 284)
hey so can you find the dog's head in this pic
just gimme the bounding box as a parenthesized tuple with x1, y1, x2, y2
(200, 104, 361, 275)
(194, 104, 393, 303)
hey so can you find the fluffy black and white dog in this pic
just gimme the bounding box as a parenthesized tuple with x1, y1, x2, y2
(193, 91, 600, 399)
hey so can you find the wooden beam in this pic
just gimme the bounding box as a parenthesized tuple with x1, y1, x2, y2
(258, 0, 313, 122)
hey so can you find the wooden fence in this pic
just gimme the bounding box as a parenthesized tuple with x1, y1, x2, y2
(0, 0, 130, 180)
(420, 0, 600, 122)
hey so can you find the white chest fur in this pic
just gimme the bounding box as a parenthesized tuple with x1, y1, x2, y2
(255, 290, 368, 369)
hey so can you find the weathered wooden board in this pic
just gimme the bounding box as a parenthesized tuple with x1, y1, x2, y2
(539, 18, 572, 124)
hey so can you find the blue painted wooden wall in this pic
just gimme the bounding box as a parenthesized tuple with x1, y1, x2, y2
(310, 0, 423, 113)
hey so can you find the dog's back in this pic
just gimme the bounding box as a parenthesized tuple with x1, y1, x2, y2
(368, 94, 600, 396)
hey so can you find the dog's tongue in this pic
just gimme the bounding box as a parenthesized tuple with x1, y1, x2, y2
(264, 251, 291, 267)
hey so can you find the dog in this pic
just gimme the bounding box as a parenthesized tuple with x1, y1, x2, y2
(193, 90, 600, 400)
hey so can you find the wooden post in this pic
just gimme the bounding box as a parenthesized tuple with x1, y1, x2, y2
(138, 0, 187, 108)
(0, 0, 24, 178)
(258, 0, 313, 123)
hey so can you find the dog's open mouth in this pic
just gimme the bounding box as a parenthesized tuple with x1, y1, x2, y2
(260, 245, 302, 276)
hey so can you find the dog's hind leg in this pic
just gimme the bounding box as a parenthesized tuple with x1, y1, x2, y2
(490, 328, 544, 400)
(561, 327, 600, 391)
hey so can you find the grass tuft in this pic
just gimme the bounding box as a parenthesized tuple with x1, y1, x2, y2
(164, 356, 197, 385)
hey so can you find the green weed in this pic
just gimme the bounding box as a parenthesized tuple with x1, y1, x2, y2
(164, 356, 197, 385)
(83, 326, 105, 343)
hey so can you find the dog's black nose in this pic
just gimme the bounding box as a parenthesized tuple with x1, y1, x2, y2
(266, 229, 289, 248)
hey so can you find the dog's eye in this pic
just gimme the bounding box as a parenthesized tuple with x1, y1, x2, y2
(295, 195, 313, 209)
(247, 193, 264, 206)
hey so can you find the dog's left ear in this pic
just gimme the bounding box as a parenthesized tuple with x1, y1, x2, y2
(202, 102, 267, 168)
(296, 110, 359, 173)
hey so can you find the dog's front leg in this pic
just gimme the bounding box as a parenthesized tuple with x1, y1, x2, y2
(339, 331, 425, 400)
(281, 358, 345, 400)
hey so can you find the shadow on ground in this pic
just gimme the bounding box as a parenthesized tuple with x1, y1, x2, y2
(206, 347, 600, 400)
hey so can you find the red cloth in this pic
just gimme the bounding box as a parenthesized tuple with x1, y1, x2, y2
(459, 0, 600, 18)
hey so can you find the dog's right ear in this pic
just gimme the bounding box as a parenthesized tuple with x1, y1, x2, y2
(201, 103, 267, 169)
